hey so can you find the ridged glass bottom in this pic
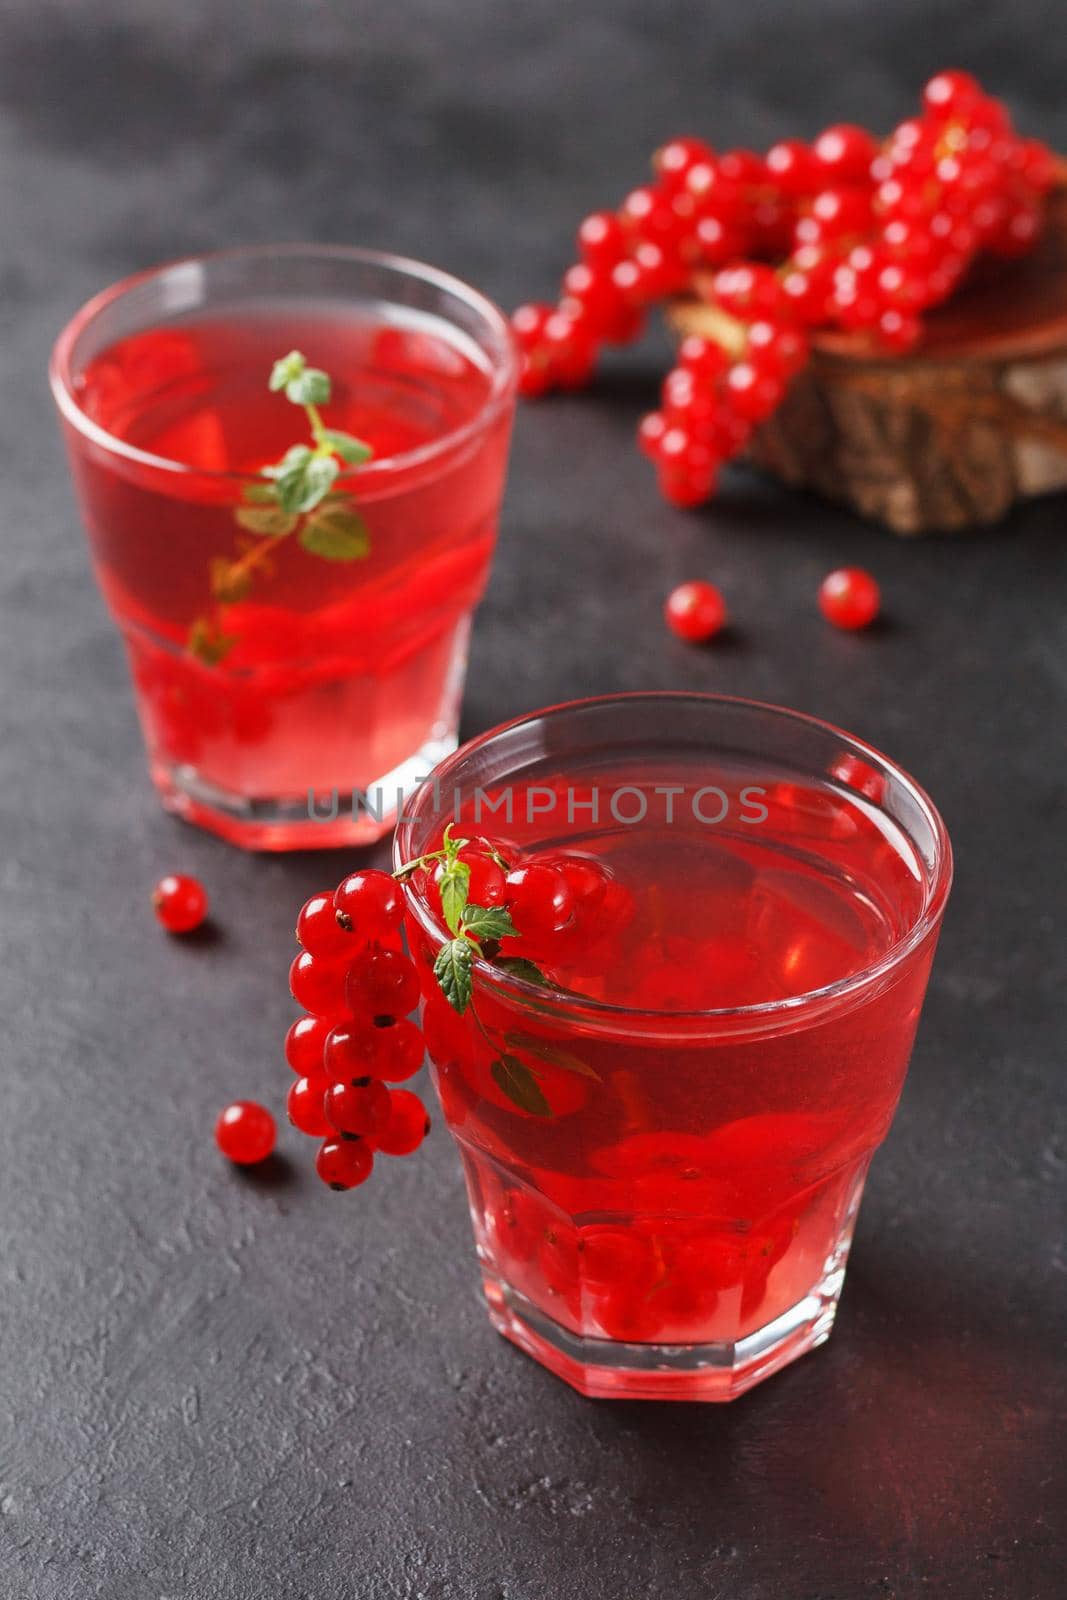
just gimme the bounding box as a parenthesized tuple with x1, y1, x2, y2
(153, 727, 460, 851)
(482, 1253, 848, 1402)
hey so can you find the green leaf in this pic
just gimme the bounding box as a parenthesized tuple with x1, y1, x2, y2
(441, 823, 470, 862)
(269, 351, 306, 392)
(275, 443, 315, 470)
(233, 506, 299, 537)
(286, 367, 331, 406)
(320, 428, 374, 466)
(187, 617, 238, 665)
(505, 1031, 600, 1080)
(299, 503, 371, 561)
(461, 904, 518, 942)
(274, 451, 339, 515)
(434, 938, 474, 1014)
(494, 957, 551, 988)
(437, 858, 471, 935)
(243, 478, 279, 505)
(490, 1055, 552, 1117)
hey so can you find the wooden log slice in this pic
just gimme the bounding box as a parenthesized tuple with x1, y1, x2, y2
(666, 180, 1067, 534)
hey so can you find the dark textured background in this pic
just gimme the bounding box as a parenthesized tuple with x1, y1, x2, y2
(2, 2, 1065, 1596)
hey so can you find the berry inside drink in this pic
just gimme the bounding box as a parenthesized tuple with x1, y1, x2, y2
(401, 710, 949, 1401)
(55, 256, 515, 849)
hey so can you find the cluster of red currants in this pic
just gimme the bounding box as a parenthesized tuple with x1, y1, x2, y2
(511, 70, 1056, 508)
(286, 870, 431, 1190)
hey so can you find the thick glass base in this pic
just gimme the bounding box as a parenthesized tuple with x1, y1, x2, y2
(483, 1265, 844, 1402)
(153, 728, 459, 850)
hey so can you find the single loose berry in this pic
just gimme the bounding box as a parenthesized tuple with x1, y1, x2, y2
(324, 1077, 391, 1140)
(665, 580, 727, 643)
(333, 869, 403, 936)
(818, 567, 881, 630)
(284, 1013, 332, 1076)
(289, 950, 350, 1019)
(376, 1090, 431, 1157)
(152, 873, 208, 934)
(504, 863, 574, 939)
(287, 1075, 333, 1137)
(345, 944, 421, 1023)
(296, 891, 360, 958)
(215, 1100, 276, 1165)
(316, 1136, 374, 1191)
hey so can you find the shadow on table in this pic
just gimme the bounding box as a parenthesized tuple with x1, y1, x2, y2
(584, 1234, 1063, 1573)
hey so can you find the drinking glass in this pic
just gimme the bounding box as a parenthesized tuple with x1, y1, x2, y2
(51, 246, 518, 850)
(395, 693, 952, 1401)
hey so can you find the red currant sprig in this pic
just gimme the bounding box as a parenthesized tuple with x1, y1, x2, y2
(511, 72, 1055, 510)
(285, 868, 431, 1193)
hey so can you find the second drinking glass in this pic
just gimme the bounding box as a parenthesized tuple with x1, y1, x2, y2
(50, 246, 518, 850)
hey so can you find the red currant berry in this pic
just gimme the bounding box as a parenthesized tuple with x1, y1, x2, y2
(432, 847, 506, 914)
(877, 307, 922, 352)
(324, 1076, 390, 1140)
(818, 567, 881, 631)
(765, 138, 818, 196)
(725, 360, 784, 422)
(333, 869, 403, 937)
(215, 1100, 276, 1165)
(712, 263, 783, 318)
(655, 135, 715, 192)
(638, 410, 669, 459)
(543, 311, 597, 388)
(517, 350, 553, 398)
(324, 1019, 381, 1079)
(664, 580, 727, 643)
(296, 890, 359, 958)
(577, 210, 626, 270)
(812, 123, 878, 183)
(316, 1136, 374, 1191)
(692, 213, 748, 264)
(922, 69, 981, 116)
(287, 1075, 332, 1137)
(284, 1013, 332, 1076)
(289, 950, 350, 1018)
(678, 334, 728, 383)
(152, 873, 208, 934)
(372, 1018, 425, 1083)
(376, 1089, 431, 1157)
(661, 370, 720, 438)
(511, 302, 553, 350)
(1014, 138, 1056, 194)
(746, 320, 808, 378)
(504, 863, 574, 939)
(658, 467, 716, 509)
(345, 944, 421, 1023)
(719, 148, 765, 186)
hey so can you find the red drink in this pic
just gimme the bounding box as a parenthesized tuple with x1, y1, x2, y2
(398, 695, 951, 1401)
(51, 248, 517, 849)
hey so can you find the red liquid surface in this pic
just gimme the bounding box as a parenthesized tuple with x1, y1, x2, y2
(63, 305, 512, 840)
(408, 761, 938, 1358)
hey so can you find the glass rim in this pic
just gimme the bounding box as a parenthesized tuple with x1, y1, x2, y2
(394, 691, 953, 1032)
(48, 242, 519, 486)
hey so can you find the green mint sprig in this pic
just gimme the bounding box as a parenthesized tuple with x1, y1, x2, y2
(391, 828, 600, 1118)
(188, 351, 374, 664)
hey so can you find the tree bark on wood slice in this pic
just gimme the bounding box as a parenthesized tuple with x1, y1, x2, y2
(666, 179, 1067, 535)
